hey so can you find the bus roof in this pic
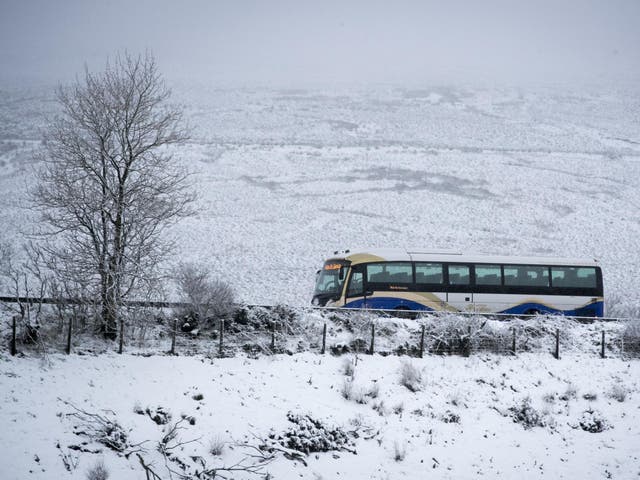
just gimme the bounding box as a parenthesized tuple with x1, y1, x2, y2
(326, 248, 599, 267)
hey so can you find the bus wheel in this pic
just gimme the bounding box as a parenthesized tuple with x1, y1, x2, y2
(523, 309, 541, 317)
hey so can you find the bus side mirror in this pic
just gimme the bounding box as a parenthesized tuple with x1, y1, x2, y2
(339, 266, 345, 281)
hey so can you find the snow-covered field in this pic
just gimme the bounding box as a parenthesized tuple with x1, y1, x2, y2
(1, 348, 638, 480)
(1, 83, 639, 313)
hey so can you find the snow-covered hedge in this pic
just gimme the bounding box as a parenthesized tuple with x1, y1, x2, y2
(4, 304, 638, 359)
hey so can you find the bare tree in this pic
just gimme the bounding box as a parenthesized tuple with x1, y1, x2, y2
(32, 52, 194, 339)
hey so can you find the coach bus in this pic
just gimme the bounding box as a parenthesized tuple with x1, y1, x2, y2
(312, 249, 604, 317)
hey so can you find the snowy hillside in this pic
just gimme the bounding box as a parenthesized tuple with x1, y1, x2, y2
(1, 345, 638, 480)
(0, 84, 639, 312)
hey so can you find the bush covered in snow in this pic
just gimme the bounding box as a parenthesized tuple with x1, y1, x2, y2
(208, 435, 226, 456)
(399, 361, 422, 392)
(607, 381, 629, 402)
(509, 397, 549, 429)
(266, 412, 354, 455)
(579, 409, 610, 433)
(441, 410, 461, 424)
(85, 459, 109, 480)
(62, 401, 130, 453)
(622, 321, 640, 357)
(393, 441, 406, 462)
(173, 262, 236, 325)
(341, 357, 356, 377)
(144, 406, 172, 425)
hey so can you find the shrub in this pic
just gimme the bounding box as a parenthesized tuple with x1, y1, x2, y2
(393, 441, 406, 462)
(372, 400, 387, 416)
(99, 422, 129, 452)
(349, 414, 365, 428)
(341, 357, 355, 377)
(618, 320, 640, 358)
(270, 304, 301, 331)
(209, 435, 226, 456)
(366, 382, 380, 399)
(559, 384, 577, 402)
(86, 460, 109, 480)
(174, 262, 235, 324)
(607, 383, 628, 403)
(340, 380, 366, 404)
(606, 293, 640, 319)
(145, 406, 171, 425)
(340, 380, 353, 400)
(441, 410, 460, 424)
(424, 316, 488, 355)
(180, 414, 196, 425)
(352, 388, 367, 404)
(64, 402, 129, 453)
(579, 409, 610, 433)
(399, 361, 422, 392)
(267, 412, 353, 454)
(510, 397, 548, 429)
(448, 390, 464, 407)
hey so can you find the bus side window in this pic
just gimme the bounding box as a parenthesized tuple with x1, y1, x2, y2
(475, 265, 501, 286)
(551, 267, 597, 288)
(416, 263, 443, 284)
(448, 265, 470, 285)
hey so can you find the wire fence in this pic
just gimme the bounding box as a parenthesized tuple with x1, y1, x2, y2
(3, 304, 640, 360)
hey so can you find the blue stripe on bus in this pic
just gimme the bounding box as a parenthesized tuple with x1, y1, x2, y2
(343, 297, 604, 317)
(343, 297, 435, 311)
(498, 301, 604, 317)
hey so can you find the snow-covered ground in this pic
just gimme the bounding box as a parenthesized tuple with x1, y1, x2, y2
(1, 82, 640, 478)
(1, 83, 639, 313)
(1, 347, 638, 480)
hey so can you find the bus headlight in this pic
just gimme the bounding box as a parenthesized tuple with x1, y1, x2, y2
(311, 297, 320, 306)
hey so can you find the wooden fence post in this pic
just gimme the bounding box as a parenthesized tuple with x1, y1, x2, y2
(271, 321, 276, 351)
(467, 325, 472, 357)
(66, 318, 72, 355)
(118, 317, 124, 354)
(554, 328, 560, 359)
(600, 330, 605, 359)
(10, 316, 17, 356)
(369, 323, 375, 355)
(321, 323, 327, 354)
(219, 319, 224, 357)
(419, 324, 425, 358)
(170, 319, 177, 355)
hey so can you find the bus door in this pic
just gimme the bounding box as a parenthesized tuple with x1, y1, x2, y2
(344, 264, 368, 308)
(446, 264, 474, 312)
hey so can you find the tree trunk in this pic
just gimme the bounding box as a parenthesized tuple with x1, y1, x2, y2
(101, 271, 118, 340)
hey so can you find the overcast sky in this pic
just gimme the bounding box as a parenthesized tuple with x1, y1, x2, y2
(1, 0, 638, 86)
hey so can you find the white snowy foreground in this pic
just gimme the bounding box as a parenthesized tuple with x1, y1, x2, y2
(1, 350, 638, 480)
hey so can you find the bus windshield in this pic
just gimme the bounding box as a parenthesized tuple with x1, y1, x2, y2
(314, 261, 347, 296)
